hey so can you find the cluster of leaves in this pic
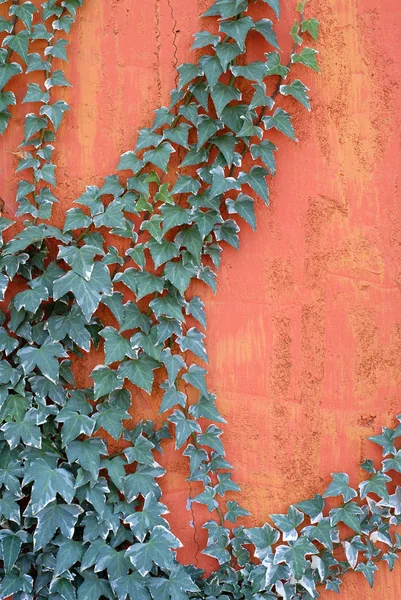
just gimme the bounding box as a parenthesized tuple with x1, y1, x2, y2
(1, 0, 81, 136)
(1, 0, 399, 598)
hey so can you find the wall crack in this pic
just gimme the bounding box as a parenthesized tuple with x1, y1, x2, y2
(166, 0, 179, 82)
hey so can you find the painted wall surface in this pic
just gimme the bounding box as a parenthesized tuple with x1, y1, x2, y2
(1, 0, 401, 598)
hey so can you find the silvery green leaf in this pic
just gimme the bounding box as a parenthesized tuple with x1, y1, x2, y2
(238, 166, 269, 204)
(163, 122, 191, 149)
(91, 365, 123, 400)
(33, 502, 83, 550)
(219, 16, 254, 51)
(44, 38, 69, 61)
(168, 409, 201, 449)
(215, 40, 242, 71)
(191, 30, 220, 50)
(359, 470, 391, 501)
(231, 61, 267, 82)
(3, 30, 29, 62)
(344, 535, 366, 570)
(125, 525, 181, 576)
(226, 194, 256, 230)
(22, 458, 75, 513)
(355, 560, 378, 588)
(198, 54, 223, 90)
(143, 141, 175, 173)
(22, 83, 50, 103)
(45, 69, 72, 89)
(24, 113, 47, 140)
(164, 260, 196, 295)
(274, 538, 318, 580)
(265, 51, 289, 77)
(177, 62, 201, 89)
(254, 19, 279, 49)
(291, 47, 320, 72)
(118, 355, 160, 394)
(271, 506, 304, 542)
(329, 502, 363, 533)
(262, 107, 297, 140)
(196, 114, 222, 150)
(280, 79, 311, 110)
(301, 18, 320, 41)
(160, 381, 187, 413)
(192, 485, 218, 511)
(211, 82, 241, 118)
(261, 0, 280, 18)
(324, 472, 358, 502)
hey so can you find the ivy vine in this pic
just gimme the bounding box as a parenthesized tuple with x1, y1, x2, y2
(0, 0, 400, 599)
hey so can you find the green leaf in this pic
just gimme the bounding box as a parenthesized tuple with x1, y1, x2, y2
(164, 260, 195, 295)
(265, 51, 289, 77)
(182, 364, 208, 396)
(0, 573, 33, 597)
(219, 16, 254, 51)
(40, 99, 69, 130)
(45, 38, 69, 61)
(0, 61, 22, 88)
(0, 531, 25, 572)
(178, 327, 208, 362)
(323, 472, 358, 503)
(124, 464, 164, 502)
(295, 494, 325, 522)
(329, 502, 363, 533)
(250, 139, 277, 174)
(99, 326, 134, 365)
(210, 82, 242, 119)
(124, 492, 169, 542)
(199, 54, 223, 90)
(261, 0, 280, 18)
(26, 52, 51, 73)
(58, 244, 103, 281)
(33, 501, 83, 550)
(359, 470, 391, 501)
(117, 150, 143, 173)
(9, 1, 37, 29)
(54, 536, 85, 577)
(280, 79, 311, 110)
(17, 338, 67, 383)
(160, 204, 191, 233)
(22, 458, 75, 513)
(91, 365, 123, 399)
(215, 40, 243, 71)
(64, 207, 92, 231)
(45, 69, 72, 88)
(254, 18, 279, 49)
(355, 561, 378, 588)
(202, 0, 248, 18)
(168, 410, 201, 449)
(160, 381, 187, 413)
(22, 83, 50, 103)
(192, 485, 218, 511)
(94, 404, 129, 439)
(118, 355, 160, 394)
(114, 571, 151, 600)
(262, 107, 297, 140)
(271, 505, 304, 542)
(147, 564, 199, 600)
(124, 434, 154, 465)
(125, 525, 182, 576)
(196, 114, 222, 150)
(226, 193, 256, 230)
(150, 295, 184, 322)
(120, 301, 151, 334)
(3, 30, 29, 62)
(197, 424, 225, 454)
(14, 285, 49, 313)
(143, 141, 175, 172)
(163, 122, 191, 149)
(291, 47, 320, 72)
(191, 30, 220, 50)
(24, 112, 47, 140)
(244, 523, 280, 560)
(53, 262, 112, 322)
(238, 166, 269, 204)
(77, 573, 113, 600)
(301, 18, 320, 41)
(250, 82, 274, 110)
(66, 438, 107, 481)
(274, 537, 318, 580)
(225, 500, 251, 523)
(177, 62, 201, 89)
(231, 61, 268, 83)
(47, 304, 92, 351)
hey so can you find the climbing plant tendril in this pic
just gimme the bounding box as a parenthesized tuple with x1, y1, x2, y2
(0, 0, 400, 598)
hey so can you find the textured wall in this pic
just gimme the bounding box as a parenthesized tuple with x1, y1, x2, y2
(1, 0, 401, 597)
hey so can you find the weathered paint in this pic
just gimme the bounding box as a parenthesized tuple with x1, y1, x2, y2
(1, 0, 401, 597)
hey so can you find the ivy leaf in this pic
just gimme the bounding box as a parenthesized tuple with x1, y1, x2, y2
(359, 471, 391, 501)
(124, 493, 169, 542)
(40, 100, 69, 130)
(26, 52, 51, 73)
(160, 381, 187, 413)
(291, 47, 320, 72)
(302, 517, 334, 551)
(147, 564, 199, 600)
(120, 301, 151, 334)
(329, 502, 363, 533)
(355, 561, 378, 588)
(198, 54, 223, 90)
(54, 536, 85, 577)
(0, 530, 26, 573)
(186, 296, 206, 328)
(125, 525, 182, 576)
(202, 0, 248, 18)
(66, 438, 107, 481)
(77, 572, 113, 600)
(244, 523, 280, 560)
(163, 122, 191, 149)
(271, 506, 304, 542)
(197, 114, 222, 150)
(168, 410, 201, 449)
(369, 426, 401, 455)
(225, 500, 251, 523)
(192, 485, 218, 511)
(231, 61, 267, 83)
(143, 142, 175, 172)
(295, 494, 325, 522)
(280, 79, 311, 110)
(215, 40, 243, 71)
(9, 1, 38, 29)
(210, 82, 241, 119)
(17, 338, 67, 383)
(117, 150, 143, 173)
(177, 63, 201, 89)
(250, 140, 277, 174)
(113, 571, 151, 600)
(54, 262, 112, 322)
(99, 326, 134, 365)
(344, 535, 366, 570)
(33, 502, 83, 550)
(22, 458, 75, 513)
(93, 404, 129, 439)
(45, 38, 69, 61)
(22, 83, 50, 103)
(250, 82, 275, 110)
(301, 18, 320, 41)
(24, 113, 47, 140)
(191, 30, 220, 50)
(182, 364, 208, 396)
(226, 194, 256, 230)
(14, 285, 49, 313)
(197, 424, 225, 454)
(323, 472, 358, 503)
(118, 355, 160, 394)
(58, 244, 103, 281)
(219, 16, 254, 51)
(254, 18, 279, 49)
(3, 30, 29, 62)
(238, 166, 269, 204)
(160, 203, 190, 233)
(0, 62, 23, 89)
(150, 294, 184, 322)
(45, 69, 72, 89)
(178, 327, 208, 362)
(274, 538, 318, 580)
(164, 260, 195, 295)
(171, 174, 201, 195)
(47, 304, 92, 352)
(91, 366, 123, 400)
(261, 0, 280, 18)
(262, 107, 297, 140)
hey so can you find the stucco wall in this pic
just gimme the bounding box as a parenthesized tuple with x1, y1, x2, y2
(1, 0, 401, 597)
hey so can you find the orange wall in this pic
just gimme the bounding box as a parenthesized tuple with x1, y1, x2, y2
(2, 0, 401, 598)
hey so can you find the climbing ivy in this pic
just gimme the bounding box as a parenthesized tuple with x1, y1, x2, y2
(0, 0, 400, 598)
